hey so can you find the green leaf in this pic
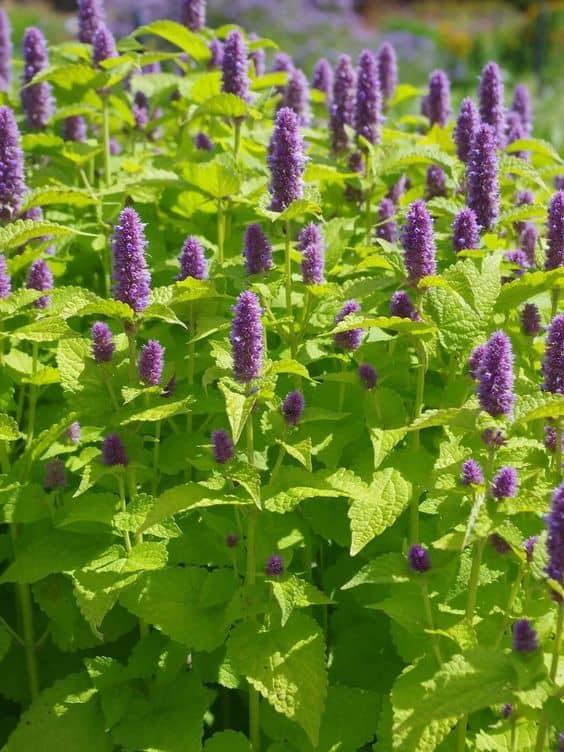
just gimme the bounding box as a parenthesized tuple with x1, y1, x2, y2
(227, 613, 327, 745)
(329, 315, 435, 337)
(369, 427, 407, 469)
(423, 286, 483, 353)
(494, 267, 564, 311)
(219, 381, 254, 444)
(506, 137, 563, 163)
(279, 437, 312, 471)
(0, 413, 20, 441)
(342, 553, 411, 589)
(0, 624, 11, 662)
(317, 685, 380, 752)
(184, 158, 240, 199)
(270, 574, 332, 626)
(140, 483, 244, 532)
(347, 468, 412, 555)
(119, 397, 192, 425)
(11, 317, 73, 343)
(515, 395, 564, 424)
(120, 568, 236, 651)
(132, 21, 211, 61)
(0, 219, 85, 250)
(21, 187, 98, 209)
(4, 672, 110, 752)
(195, 93, 249, 118)
(270, 358, 311, 380)
(203, 731, 252, 752)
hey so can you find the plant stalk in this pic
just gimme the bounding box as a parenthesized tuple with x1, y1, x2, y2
(284, 220, 295, 357)
(102, 98, 111, 189)
(409, 339, 427, 543)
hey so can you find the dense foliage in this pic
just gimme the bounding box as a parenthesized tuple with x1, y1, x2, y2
(0, 1, 562, 750)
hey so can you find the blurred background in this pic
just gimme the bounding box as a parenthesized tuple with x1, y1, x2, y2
(5, 0, 564, 147)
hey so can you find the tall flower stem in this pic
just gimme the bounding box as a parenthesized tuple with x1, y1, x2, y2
(127, 466, 150, 640)
(233, 119, 242, 159)
(152, 420, 161, 497)
(409, 338, 427, 542)
(25, 344, 39, 451)
(534, 601, 563, 752)
(284, 220, 295, 356)
(127, 327, 137, 384)
(102, 98, 111, 189)
(117, 476, 132, 553)
(421, 580, 443, 665)
(217, 200, 225, 269)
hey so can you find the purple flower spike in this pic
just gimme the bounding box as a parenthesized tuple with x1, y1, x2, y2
(111, 207, 151, 313)
(521, 303, 541, 336)
(376, 42, 397, 104)
(299, 222, 324, 285)
(511, 84, 532, 135)
(65, 421, 81, 445)
(491, 466, 518, 499)
(63, 116, 87, 143)
(283, 68, 310, 127)
(512, 619, 538, 653)
(209, 39, 223, 69)
(467, 123, 500, 231)
(452, 208, 479, 253)
(177, 235, 208, 281)
(358, 363, 377, 390)
(21, 27, 53, 130)
(517, 189, 534, 207)
(102, 433, 128, 467)
(454, 97, 479, 163)
(401, 199, 437, 284)
(388, 175, 410, 205)
(265, 554, 284, 576)
(467, 344, 486, 380)
(0, 254, 11, 298)
(330, 54, 356, 152)
(77, 0, 105, 44)
(212, 429, 235, 464)
(91, 321, 115, 363)
(477, 330, 515, 417)
(334, 300, 362, 351)
(26, 259, 53, 308)
(248, 34, 265, 77)
(138, 339, 164, 386)
(482, 428, 506, 449)
(520, 223, 537, 267)
(545, 191, 564, 271)
(281, 390, 305, 426)
(92, 23, 117, 68)
(0, 10, 12, 92)
(504, 249, 529, 279)
(354, 49, 382, 145)
(194, 132, 213, 151)
(221, 30, 250, 103)
(425, 164, 446, 199)
(181, 0, 205, 31)
(490, 533, 511, 555)
(542, 315, 564, 395)
(390, 290, 420, 321)
(375, 197, 397, 243)
(312, 58, 333, 104)
(545, 424, 564, 453)
(268, 107, 305, 212)
(427, 70, 450, 127)
(461, 459, 484, 486)
(545, 484, 564, 586)
(244, 223, 273, 275)
(408, 544, 431, 573)
(44, 458, 66, 491)
(524, 536, 538, 563)
(479, 62, 505, 148)
(272, 52, 294, 94)
(231, 290, 263, 383)
(505, 112, 527, 160)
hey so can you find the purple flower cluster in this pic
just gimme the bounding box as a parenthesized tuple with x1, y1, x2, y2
(520, 223, 537, 267)
(77, 0, 105, 44)
(0, 106, 26, 221)
(92, 24, 117, 68)
(545, 191, 564, 271)
(0, 254, 11, 299)
(476, 331, 515, 417)
(542, 315, 564, 394)
(222, 30, 250, 103)
(454, 98, 479, 163)
(63, 116, 87, 143)
(281, 390, 305, 426)
(511, 84, 532, 135)
(401, 200, 437, 284)
(181, 0, 205, 31)
(102, 433, 129, 467)
(390, 290, 419, 321)
(138, 340, 164, 386)
(426, 70, 450, 128)
(425, 165, 446, 199)
(354, 49, 382, 145)
(212, 429, 235, 464)
(334, 300, 362, 351)
(44, 458, 66, 491)
(376, 42, 397, 104)
(375, 197, 397, 243)
(491, 466, 518, 499)
(312, 58, 333, 104)
(283, 68, 310, 127)
(512, 619, 538, 652)
(21, 27, 54, 130)
(268, 107, 305, 212)
(479, 62, 505, 148)
(330, 54, 356, 152)
(231, 290, 263, 383)
(244, 224, 273, 275)
(177, 236, 208, 281)
(299, 222, 324, 285)
(545, 484, 564, 585)
(248, 34, 265, 77)
(467, 124, 500, 231)
(65, 421, 81, 445)
(452, 208, 479, 253)
(408, 543, 431, 573)
(461, 459, 484, 486)
(111, 207, 151, 313)
(209, 39, 223, 69)
(521, 303, 541, 336)
(194, 132, 213, 152)
(91, 321, 115, 363)
(0, 10, 12, 92)
(26, 259, 53, 308)
(358, 363, 377, 390)
(265, 554, 284, 576)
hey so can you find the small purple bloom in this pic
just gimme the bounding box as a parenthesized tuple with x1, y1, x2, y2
(358, 363, 377, 390)
(556, 176, 564, 191)
(63, 115, 87, 143)
(21, 27, 54, 130)
(44, 458, 66, 491)
(0, 254, 11, 298)
(520, 223, 537, 267)
(427, 70, 450, 127)
(65, 421, 81, 445)
(375, 197, 397, 243)
(281, 390, 305, 426)
(454, 97, 479, 163)
(505, 112, 528, 160)
(511, 83, 532, 135)
(390, 290, 420, 321)
(461, 459, 484, 486)
(376, 42, 397, 104)
(299, 222, 324, 285)
(221, 30, 250, 103)
(194, 131, 213, 151)
(268, 107, 305, 212)
(244, 223, 273, 275)
(248, 34, 265, 77)
(491, 466, 518, 499)
(312, 58, 333, 104)
(477, 331, 515, 417)
(231, 290, 263, 383)
(490, 533, 511, 555)
(467, 344, 485, 380)
(479, 61, 505, 148)
(226, 533, 239, 548)
(524, 536, 538, 563)
(77, 0, 105, 44)
(177, 235, 208, 281)
(512, 618, 538, 652)
(401, 199, 437, 284)
(265, 554, 284, 576)
(92, 23, 117, 68)
(208, 39, 223, 69)
(517, 189, 534, 207)
(91, 321, 115, 363)
(26, 259, 53, 308)
(501, 704, 513, 719)
(330, 54, 356, 152)
(272, 52, 294, 95)
(544, 424, 563, 453)
(132, 91, 149, 130)
(481, 428, 507, 448)
(521, 303, 541, 336)
(211, 429, 235, 464)
(102, 433, 128, 467)
(283, 68, 310, 127)
(0, 10, 12, 92)
(388, 175, 410, 205)
(504, 248, 529, 279)
(467, 123, 500, 231)
(111, 207, 151, 313)
(334, 300, 362, 351)
(452, 208, 479, 253)
(545, 191, 564, 271)
(425, 164, 446, 199)
(408, 543, 431, 573)
(542, 315, 564, 395)
(181, 0, 205, 31)
(138, 339, 164, 386)
(354, 49, 382, 145)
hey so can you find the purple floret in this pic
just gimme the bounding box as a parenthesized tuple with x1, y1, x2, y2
(138, 339, 164, 386)
(102, 433, 129, 466)
(542, 315, 564, 395)
(512, 618, 538, 652)
(408, 543, 431, 573)
(212, 429, 235, 464)
(334, 300, 362, 351)
(281, 390, 305, 426)
(299, 222, 324, 285)
(244, 224, 273, 275)
(476, 331, 515, 417)
(461, 459, 484, 486)
(177, 235, 208, 281)
(91, 321, 115, 363)
(111, 207, 151, 313)
(231, 290, 263, 383)
(491, 466, 518, 499)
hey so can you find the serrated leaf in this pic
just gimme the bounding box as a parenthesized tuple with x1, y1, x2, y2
(270, 574, 332, 626)
(21, 187, 98, 209)
(195, 93, 249, 118)
(342, 553, 411, 589)
(184, 158, 240, 199)
(11, 317, 73, 343)
(132, 20, 211, 62)
(279, 437, 312, 471)
(0, 219, 84, 250)
(219, 381, 254, 444)
(119, 397, 192, 425)
(203, 731, 252, 752)
(495, 267, 564, 311)
(0, 413, 20, 441)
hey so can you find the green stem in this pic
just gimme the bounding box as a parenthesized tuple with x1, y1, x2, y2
(25, 344, 39, 451)
(409, 339, 427, 543)
(493, 567, 525, 648)
(217, 200, 225, 270)
(233, 119, 242, 159)
(422, 580, 443, 665)
(117, 476, 132, 553)
(466, 538, 486, 622)
(18, 578, 40, 701)
(102, 372, 120, 411)
(127, 329, 137, 385)
(510, 720, 517, 752)
(284, 220, 295, 357)
(151, 420, 161, 497)
(550, 600, 563, 682)
(455, 715, 467, 752)
(102, 98, 111, 189)
(0, 615, 23, 646)
(365, 191, 371, 247)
